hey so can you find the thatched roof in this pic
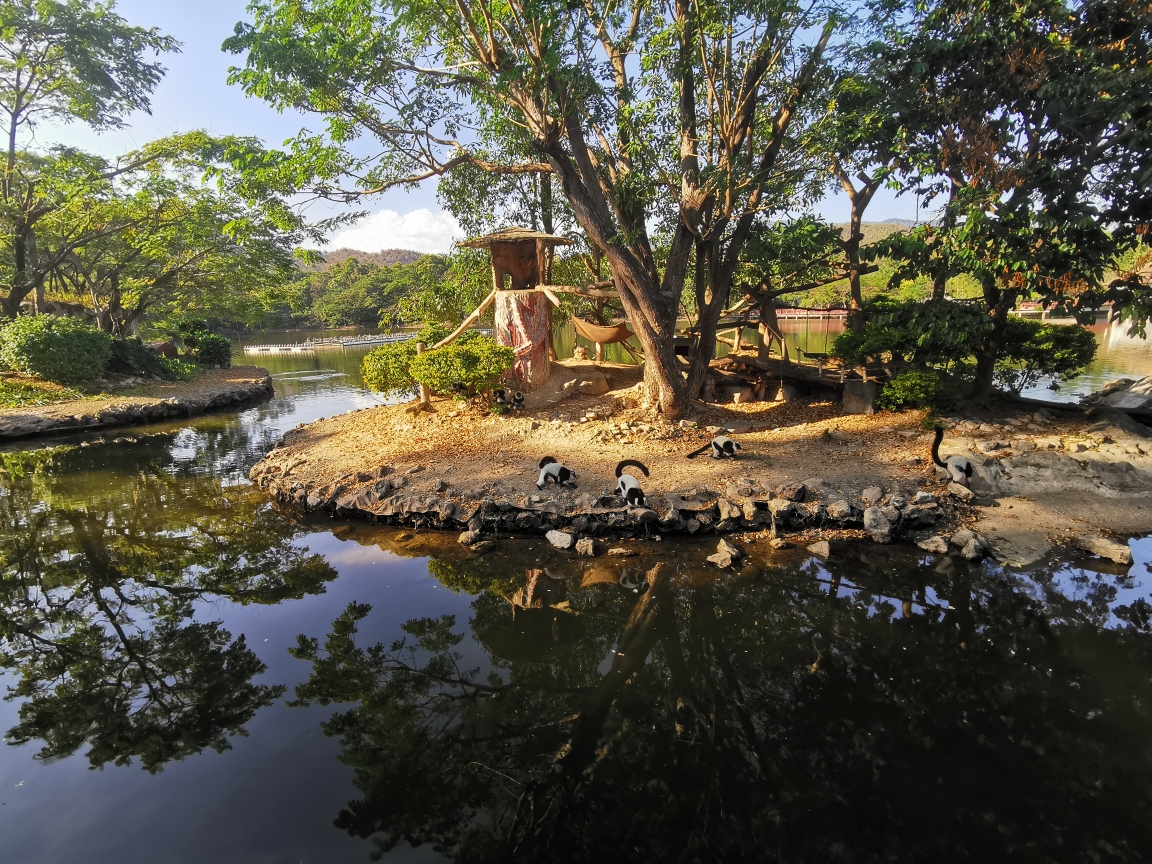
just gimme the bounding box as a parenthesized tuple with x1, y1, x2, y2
(459, 226, 573, 248)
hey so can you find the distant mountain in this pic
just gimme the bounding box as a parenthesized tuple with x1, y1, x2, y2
(301, 247, 425, 271)
(835, 220, 917, 246)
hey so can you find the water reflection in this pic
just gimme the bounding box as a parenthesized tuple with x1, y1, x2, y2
(293, 539, 1152, 861)
(0, 444, 338, 772)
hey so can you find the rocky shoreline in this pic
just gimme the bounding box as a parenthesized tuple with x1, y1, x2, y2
(0, 366, 273, 440)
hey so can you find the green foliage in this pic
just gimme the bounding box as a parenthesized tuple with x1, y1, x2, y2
(409, 336, 514, 397)
(194, 333, 233, 369)
(105, 337, 173, 379)
(994, 320, 1098, 395)
(875, 370, 958, 414)
(161, 357, 198, 381)
(831, 298, 990, 369)
(360, 340, 418, 397)
(0, 315, 112, 384)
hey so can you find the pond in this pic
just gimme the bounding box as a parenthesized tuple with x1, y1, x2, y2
(2, 344, 1152, 863)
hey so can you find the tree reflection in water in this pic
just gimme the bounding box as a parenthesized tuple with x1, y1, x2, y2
(0, 445, 337, 772)
(294, 544, 1152, 862)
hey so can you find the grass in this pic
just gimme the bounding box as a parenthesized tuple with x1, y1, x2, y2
(0, 373, 83, 408)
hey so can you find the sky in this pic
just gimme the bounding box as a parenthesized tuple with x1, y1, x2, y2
(36, 0, 918, 255)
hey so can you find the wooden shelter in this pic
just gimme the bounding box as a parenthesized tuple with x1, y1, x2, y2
(460, 227, 573, 392)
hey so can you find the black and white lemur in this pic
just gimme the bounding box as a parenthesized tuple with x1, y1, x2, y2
(932, 425, 973, 484)
(537, 456, 577, 489)
(686, 435, 742, 460)
(493, 389, 525, 410)
(615, 459, 650, 506)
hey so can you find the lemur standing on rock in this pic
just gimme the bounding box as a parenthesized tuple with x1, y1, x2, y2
(615, 460, 650, 506)
(932, 425, 974, 484)
(686, 435, 742, 460)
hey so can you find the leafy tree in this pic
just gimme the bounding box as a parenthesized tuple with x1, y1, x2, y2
(0, 0, 177, 314)
(225, 0, 841, 416)
(994, 318, 1099, 395)
(877, 0, 1152, 401)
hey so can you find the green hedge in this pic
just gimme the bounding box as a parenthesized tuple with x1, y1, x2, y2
(106, 337, 174, 380)
(875, 370, 959, 414)
(0, 316, 112, 384)
(361, 326, 511, 398)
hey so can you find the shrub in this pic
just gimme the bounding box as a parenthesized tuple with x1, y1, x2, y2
(359, 323, 457, 398)
(831, 297, 989, 369)
(105, 337, 174, 380)
(875, 370, 960, 414)
(994, 319, 1097, 394)
(409, 337, 514, 396)
(194, 333, 233, 368)
(162, 358, 199, 381)
(0, 315, 112, 384)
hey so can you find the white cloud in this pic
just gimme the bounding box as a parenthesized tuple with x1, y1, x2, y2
(327, 208, 463, 254)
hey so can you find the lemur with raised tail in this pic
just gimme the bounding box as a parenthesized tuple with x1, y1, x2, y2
(537, 456, 577, 489)
(932, 425, 974, 484)
(686, 435, 741, 460)
(615, 460, 650, 506)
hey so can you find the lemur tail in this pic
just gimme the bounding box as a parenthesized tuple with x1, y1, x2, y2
(616, 459, 650, 478)
(685, 443, 711, 460)
(931, 426, 948, 468)
(539, 456, 557, 469)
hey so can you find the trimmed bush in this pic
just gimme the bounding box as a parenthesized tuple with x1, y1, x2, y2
(875, 370, 960, 414)
(359, 323, 456, 398)
(0, 315, 112, 384)
(162, 358, 199, 381)
(194, 333, 233, 369)
(105, 337, 174, 380)
(409, 336, 514, 396)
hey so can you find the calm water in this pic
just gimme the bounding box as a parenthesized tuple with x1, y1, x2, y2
(2, 340, 1152, 862)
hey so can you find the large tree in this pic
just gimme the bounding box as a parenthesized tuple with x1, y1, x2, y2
(226, 0, 839, 416)
(0, 0, 177, 313)
(878, 0, 1152, 401)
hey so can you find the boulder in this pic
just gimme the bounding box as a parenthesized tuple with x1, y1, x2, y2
(826, 499, 853, 520)
(707, 538, 744, 568)
(842, 381, 878, 415)
(769, 537, 791, 549)
(917, 535, 949, 554)
(575, 538, 596, 557)
(774, 482, 808, 502)
(767, 498, 795, 519)
(546, 530, 575, 550)
(717, 498, 743, 521)
(863, 507, 893, 544)
(459, 529, 481, 546)
(947, 482, 975, 501)
(807, 540, 831, 558)
(861, 486, 884, 507)
(1078, 536, 1133, 565)
(913, 491, 937, 505)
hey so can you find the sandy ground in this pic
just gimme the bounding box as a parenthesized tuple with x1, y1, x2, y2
(261, 357, 1152, 565)
(0, 366, 272, 438)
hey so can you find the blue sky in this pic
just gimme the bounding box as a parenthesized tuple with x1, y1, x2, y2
(36, 0, 918, 253)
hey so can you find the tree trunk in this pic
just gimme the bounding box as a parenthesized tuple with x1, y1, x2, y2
(972, 282, 1018, 403)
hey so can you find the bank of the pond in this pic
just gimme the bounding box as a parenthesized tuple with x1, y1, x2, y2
(0, 366, 274, 439)
(251, 359, 1152, 566)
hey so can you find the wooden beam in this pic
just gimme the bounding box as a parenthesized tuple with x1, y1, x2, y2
(505, 282, 619, 299)
(541, 286, 562, 307)
(430, 287, 498, 350)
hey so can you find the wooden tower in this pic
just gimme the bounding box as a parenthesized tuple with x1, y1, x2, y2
(460, 227, 572, 392)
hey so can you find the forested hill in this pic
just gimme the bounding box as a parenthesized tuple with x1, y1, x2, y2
(306, 248, 423, 270)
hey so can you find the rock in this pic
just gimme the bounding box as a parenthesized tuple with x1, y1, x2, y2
(563, 373, 611, 396)
(469, 540, 500, 553)
(842, 381, 878, 415)
(767, 498, 795, 519)
(976, 439, 1009, 453)
(880, 504, 901, 524)
(741, 498, 760, 522)
(608, 547, 637, 557)
(863, 507, 893, 543)
(717, 498, 743, 521)
(905, 456, 923, 466)
(677, 419, 697, 429)
(1087, 409, 1152, 442)
(546, 530, 575, 550)
(725, 423, 752, 434)
(807, 540, 831, 558)
(861, 486, 883, 507)
(1068, 441, 1089, 453)
(769, 537, 791, 549)
(1010, 438, 1036, 452)
(458, 529, 481, 546)
(575, 538, 596, 557)
(947, 482, 974, 501)
(706, 538, 744, 568)
(826, 499, 853, 520)
(950, 529, 976, 548)
(888, 494, 907, 509)
(802, 477, 827, 490)
(913, 491, 937, 505)
(1078, 536, 1133, 565)
(961, 538, 987, 561)
(1034, 436, 1062, 449)
(917, 535, 949, 553)
(775, 482, 808, 502)
(730, 387, 754, 404)
(433, 478, 450, 492)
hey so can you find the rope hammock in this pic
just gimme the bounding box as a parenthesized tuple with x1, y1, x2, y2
(572, 316, 643, 362)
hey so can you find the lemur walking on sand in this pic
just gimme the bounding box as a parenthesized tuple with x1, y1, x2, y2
(686, 435, 742, 460)
(537, 456, 577, 489)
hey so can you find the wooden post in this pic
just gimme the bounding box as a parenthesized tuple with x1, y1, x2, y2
(416, 343, 431, 408)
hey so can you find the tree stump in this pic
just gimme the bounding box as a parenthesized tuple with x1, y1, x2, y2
(495, 290, 552, 392)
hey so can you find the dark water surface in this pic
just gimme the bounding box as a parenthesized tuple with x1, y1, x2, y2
(2, 353, 1152, 863)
